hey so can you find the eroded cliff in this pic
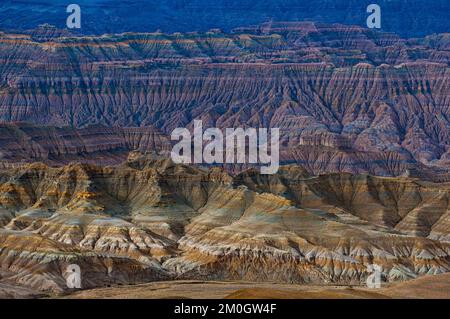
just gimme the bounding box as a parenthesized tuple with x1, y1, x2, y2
(0, 157, 448, 293)
(0, 23, 448, 178)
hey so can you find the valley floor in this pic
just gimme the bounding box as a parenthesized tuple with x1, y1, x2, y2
(59, 273, 450, 299)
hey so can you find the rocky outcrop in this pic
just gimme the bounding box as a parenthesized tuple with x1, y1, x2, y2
(0, 158, 448, 292)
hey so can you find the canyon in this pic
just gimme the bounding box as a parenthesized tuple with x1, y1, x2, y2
(0, 19, 448, 298)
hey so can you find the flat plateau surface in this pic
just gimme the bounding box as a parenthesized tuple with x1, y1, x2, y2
(61, 273, 450, 299)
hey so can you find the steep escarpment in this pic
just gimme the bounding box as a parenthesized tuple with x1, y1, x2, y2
(0, 158, 448, 293)
(0, 23, 448, 178)
(1, 0, 448, 38)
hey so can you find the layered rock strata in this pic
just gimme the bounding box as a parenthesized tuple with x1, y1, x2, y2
(0, 23, 448, 178)
(0, 158, 448, 292)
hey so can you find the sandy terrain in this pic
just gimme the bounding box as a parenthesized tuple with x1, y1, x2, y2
(59, 273, 450, 299)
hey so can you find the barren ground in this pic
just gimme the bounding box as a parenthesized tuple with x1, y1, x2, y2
(59, 273, 450, 299)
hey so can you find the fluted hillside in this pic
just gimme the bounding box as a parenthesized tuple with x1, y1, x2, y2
(0, 158, 448, 293)
(0, 23, 448, 178)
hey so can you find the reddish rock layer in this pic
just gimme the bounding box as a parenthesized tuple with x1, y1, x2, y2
(0, 23, 448, 178)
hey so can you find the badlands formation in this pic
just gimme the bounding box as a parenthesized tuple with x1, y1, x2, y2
(0, 21, 448, 298)
(0, 155, 448, 297)
(0, 22, 449, 180)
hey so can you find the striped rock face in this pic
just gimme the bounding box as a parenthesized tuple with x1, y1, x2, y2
(0, 22, 448, 180)
(0, 157, 448, 295)
(0, 19, 448, 297)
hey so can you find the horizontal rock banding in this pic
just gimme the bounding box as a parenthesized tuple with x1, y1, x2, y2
(0, 158, 448, 292)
